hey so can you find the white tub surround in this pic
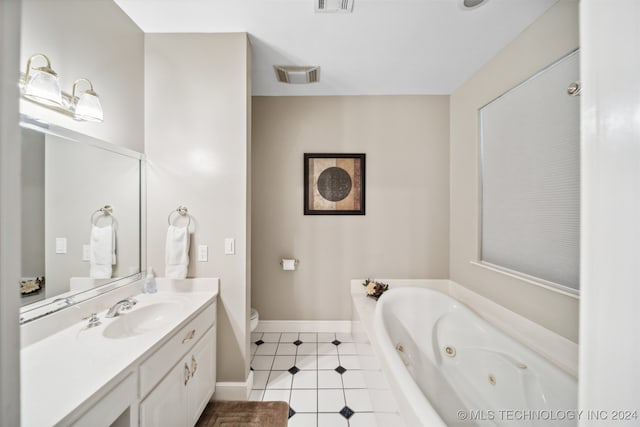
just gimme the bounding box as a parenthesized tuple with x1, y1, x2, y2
(21, 278, 218, 427)
(351, 279, 578, 427)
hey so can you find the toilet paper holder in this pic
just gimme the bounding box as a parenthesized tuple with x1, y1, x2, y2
(280, 258, 299, 269)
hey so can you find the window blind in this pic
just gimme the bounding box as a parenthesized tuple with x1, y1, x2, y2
(480, 51, 580, 291)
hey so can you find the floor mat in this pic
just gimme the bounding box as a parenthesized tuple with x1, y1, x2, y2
(195, 400, 289, 427)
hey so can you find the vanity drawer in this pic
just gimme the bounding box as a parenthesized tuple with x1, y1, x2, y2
(139, 302, 216, 398)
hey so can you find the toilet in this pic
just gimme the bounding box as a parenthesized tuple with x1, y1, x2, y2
(250, 307, 259, 332)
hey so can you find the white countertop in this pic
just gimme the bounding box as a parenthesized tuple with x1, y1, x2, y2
(21, 279, 218, 427)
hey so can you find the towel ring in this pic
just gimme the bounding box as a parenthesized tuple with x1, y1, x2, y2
(168, 205, 191, 228)
(90, 205, 116, 228)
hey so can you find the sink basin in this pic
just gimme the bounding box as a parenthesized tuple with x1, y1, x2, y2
(103, 302, 183, 339)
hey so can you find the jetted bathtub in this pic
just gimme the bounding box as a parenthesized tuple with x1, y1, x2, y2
(372, 287, 577, 427)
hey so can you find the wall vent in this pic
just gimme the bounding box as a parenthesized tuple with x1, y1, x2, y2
(315, 0, 354, 13)
(274, 66, 321, 84)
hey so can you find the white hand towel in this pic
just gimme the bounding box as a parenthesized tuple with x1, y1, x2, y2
(90, 225, 114, 279)
(165, 225, 190, 279)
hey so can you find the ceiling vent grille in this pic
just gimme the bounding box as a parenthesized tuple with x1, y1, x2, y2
(461, 0, 488, 9)
(274, 66, 321, 84)
(315, 0, 354, 13)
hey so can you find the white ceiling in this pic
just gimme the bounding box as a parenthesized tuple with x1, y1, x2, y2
(114, 0, 559, 96)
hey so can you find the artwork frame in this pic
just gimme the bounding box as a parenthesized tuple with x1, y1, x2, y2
(304, 153, 366, 215)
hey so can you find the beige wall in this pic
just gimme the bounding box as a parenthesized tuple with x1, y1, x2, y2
(252, 96, 450, 320)
(20, 0, 144, 152)
(449, 0, 580, 342)
(145, 33, 251, 383)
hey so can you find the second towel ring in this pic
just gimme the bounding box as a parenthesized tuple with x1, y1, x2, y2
(90, 205, 116, 228)
(168, 205, 191, 228)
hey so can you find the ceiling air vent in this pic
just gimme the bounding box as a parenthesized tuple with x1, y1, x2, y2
(274, 66, 321, 84)
(461, 0, 488, 9)
(315, 0, 354, 13)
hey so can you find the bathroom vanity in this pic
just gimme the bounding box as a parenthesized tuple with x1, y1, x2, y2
(21, 278, 218, 427)
(17, 112, 222, 427)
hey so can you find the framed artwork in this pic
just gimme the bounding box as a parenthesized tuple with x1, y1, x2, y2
(304, 153, 365, 215)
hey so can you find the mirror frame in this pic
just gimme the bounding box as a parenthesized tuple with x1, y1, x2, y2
(19, 113, 146, 324)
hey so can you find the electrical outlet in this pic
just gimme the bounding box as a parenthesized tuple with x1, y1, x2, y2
(82, 244, 90, 261)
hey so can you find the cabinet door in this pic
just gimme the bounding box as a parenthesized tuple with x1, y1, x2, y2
(140, 358, 189, 427)
(187, 327, 216, 426)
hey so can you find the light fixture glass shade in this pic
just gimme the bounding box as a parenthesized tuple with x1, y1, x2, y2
(23, 68, 63, 107)
(74, 90, 104, 122)
(21, 56, 105, 123)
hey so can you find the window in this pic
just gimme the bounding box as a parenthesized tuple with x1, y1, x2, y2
(480, 51, 580, 293)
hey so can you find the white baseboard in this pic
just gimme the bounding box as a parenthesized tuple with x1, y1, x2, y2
(213, 371, 253, 401)
(255, 320, 351, 333)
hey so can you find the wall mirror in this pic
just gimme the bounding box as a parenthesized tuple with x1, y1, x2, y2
(479, 49, 580, 295)
(19, 115, 144, 323)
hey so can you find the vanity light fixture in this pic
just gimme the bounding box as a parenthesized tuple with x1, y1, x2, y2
(72, 78, 104, 122)
(21, 53, 63, 107)
(19, 53, 104, 123)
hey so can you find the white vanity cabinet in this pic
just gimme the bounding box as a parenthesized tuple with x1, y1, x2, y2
(21, 278, 220, 427)
(186, 327, 217, 425)
(139, 303, 216, 427)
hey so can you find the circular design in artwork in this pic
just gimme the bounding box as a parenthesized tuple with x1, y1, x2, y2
(317, 167, 352, 202)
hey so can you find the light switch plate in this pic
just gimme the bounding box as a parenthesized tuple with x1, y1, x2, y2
(224, 238, 235, 255)
(55, 237, 67, 254)
(82, 244, 90, 261)
(198, 245, 208, 262)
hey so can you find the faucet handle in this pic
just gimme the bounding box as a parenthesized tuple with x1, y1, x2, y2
(83, 313, 101, 328)
(122, 297, 138, 310)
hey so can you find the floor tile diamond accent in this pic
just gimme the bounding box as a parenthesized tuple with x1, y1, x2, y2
(288, 366, 300, 375)
(339, 406, 354, 419)
(250, 330, 396, 427)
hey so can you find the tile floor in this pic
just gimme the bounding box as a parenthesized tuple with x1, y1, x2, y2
(249, 331, 406, 427)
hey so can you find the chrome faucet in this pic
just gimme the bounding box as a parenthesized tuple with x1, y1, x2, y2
(105, 297, 138, 318)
